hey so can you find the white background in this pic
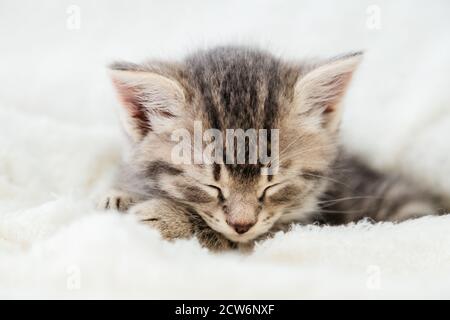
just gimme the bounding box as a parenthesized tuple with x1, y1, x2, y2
(1, 0, 450, 298)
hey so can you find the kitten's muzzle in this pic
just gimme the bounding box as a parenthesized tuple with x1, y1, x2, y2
(225, 195, 258, 234)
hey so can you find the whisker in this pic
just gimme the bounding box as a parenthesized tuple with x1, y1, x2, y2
(278, 135, 309, 156)
(279, 143, 337, 159)
(318, 208, 366, 215)
(318, 195, 383, 208)
(299, 172, 350, 188)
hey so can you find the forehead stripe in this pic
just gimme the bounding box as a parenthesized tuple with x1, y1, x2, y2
(213, 163, 221, 181)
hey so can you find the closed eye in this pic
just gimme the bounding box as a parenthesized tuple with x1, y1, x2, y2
(258, 183, 281, 202)
(205, 184, 225, 202)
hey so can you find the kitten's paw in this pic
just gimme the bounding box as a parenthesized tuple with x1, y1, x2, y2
(97, 190, 136, 212)
(128, 200, 161, 223)
(129, 199, 194, 240)
(129, 199, 235, 251)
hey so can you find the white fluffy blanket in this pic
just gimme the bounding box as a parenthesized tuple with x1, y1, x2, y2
(1, 0, 450, 299)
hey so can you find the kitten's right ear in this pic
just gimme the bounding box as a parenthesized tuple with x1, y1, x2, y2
(293, 52, 363, 132)
(109, 63, 186, 142)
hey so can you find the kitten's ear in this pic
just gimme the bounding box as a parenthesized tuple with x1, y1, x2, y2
(294, 52, 363, 132)
(109, 63, 187, 142)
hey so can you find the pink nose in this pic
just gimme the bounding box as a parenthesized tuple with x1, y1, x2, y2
(227, 221, 255, 234)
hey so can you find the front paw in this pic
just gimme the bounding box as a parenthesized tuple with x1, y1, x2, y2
(97, 189, 136, 212)
(129, 199, 236, 251)
(128, 199, 194, 240)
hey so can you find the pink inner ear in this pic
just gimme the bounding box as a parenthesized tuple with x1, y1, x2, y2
(112, 79, 152, 136)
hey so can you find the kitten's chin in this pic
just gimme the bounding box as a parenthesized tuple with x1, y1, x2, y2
(223, 233, 256, 243)
(219, 226, 270, 243)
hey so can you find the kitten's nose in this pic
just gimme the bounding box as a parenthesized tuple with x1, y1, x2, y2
(228, 222, 255, 234)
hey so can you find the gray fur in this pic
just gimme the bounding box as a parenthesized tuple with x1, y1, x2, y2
(100, 46, 446, 251)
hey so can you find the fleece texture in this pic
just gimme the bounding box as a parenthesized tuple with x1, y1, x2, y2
(1, 0, 450, 299)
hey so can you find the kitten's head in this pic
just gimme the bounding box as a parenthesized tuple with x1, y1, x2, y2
(110, 47, 362, 243)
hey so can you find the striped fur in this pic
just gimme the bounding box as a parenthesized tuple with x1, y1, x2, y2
(99, 46, 445, 251)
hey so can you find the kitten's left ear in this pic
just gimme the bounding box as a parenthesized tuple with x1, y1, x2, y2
(294, 52, 363, 132)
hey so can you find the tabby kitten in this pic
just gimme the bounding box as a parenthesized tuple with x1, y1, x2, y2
(99, 46, 443, 251)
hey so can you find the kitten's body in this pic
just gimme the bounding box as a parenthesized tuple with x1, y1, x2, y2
(100, 46, 444, 251)
(318, 153, 439, 225)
